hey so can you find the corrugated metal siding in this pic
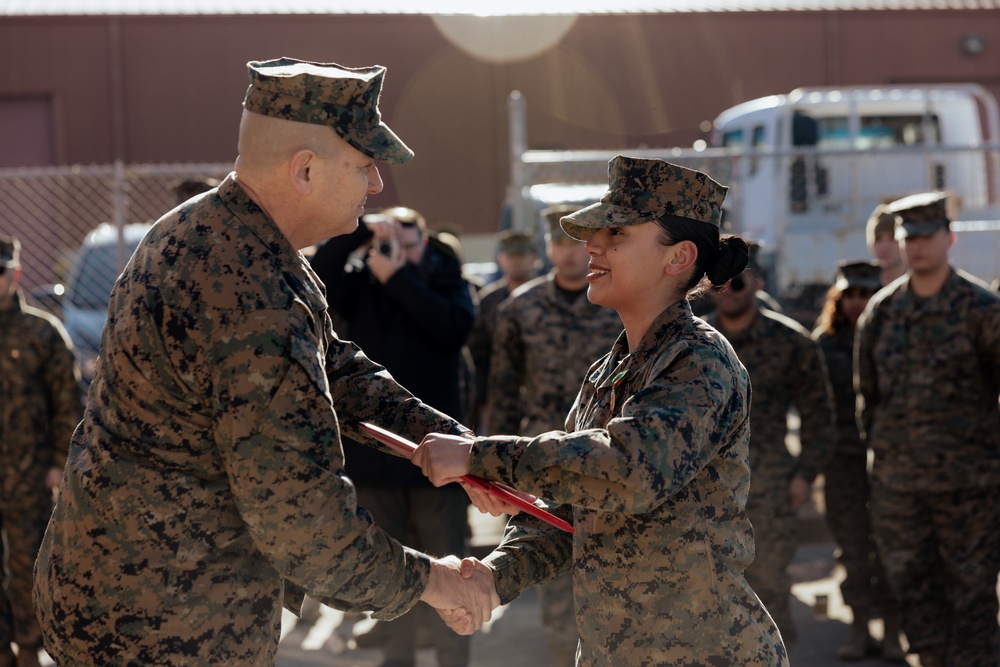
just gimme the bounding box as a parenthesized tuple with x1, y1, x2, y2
(3, 0, 999, 15)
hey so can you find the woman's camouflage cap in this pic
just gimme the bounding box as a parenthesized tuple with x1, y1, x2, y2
(560, 155, 728, 241)
(243, 57, 414, 164)
(834, 260, 881, 291)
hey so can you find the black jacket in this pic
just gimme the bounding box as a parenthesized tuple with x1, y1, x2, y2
(311, 225, 476, 486)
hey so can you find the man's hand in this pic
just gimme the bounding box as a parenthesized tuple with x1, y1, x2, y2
(366, 248, 404, 283)
(412, 433, 475, 486)
(420, 556, 499, 634)
(434, 557, 499, 633)
(45, 466, 63, 490)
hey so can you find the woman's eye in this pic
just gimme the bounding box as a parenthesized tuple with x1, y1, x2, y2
(609, 228, 624, 236)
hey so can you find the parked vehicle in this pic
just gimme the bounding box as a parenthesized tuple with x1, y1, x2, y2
(63, 222, 152, 386)
(508, 84, 1000, 303)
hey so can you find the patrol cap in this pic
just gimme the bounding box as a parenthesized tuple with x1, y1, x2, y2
(497, 229, 536, 255)
(542, 205, 579, 241)
(888, 191, 950, 239)
(0, 234, 20, 268)
(560, 156, 728, 241)
(243, 57, 414, 164)
(834, 260, 881, 292)
(865, 204, 896, 246)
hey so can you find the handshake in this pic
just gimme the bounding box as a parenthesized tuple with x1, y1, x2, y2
(420, 555, 500, 635)
(410, 432, 530, 636)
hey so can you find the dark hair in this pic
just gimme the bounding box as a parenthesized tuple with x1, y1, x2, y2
(814, 284, 876, 335)
(655, 215, 749, 297)
(814, 284, 847, 335)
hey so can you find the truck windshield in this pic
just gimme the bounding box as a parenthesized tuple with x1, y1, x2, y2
(816, 115, 941, 149)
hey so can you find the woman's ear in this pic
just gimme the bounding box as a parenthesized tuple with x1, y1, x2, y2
(289, 149, 315, 196)
(664, 239, 698, 276)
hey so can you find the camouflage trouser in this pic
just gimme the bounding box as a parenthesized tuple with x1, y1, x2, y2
(823, 453, 895, 615)
(871, 483, 1000, 666)
(538, 571, 578, 667)
(744, 488, 798, 649)
(0, 497, 50, 650)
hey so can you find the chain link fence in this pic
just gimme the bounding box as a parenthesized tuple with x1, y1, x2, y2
(0, 161, 233, 310)
(0, 162, 233, 383)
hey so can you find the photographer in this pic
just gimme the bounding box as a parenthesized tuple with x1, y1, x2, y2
(310, 207, 476, 667)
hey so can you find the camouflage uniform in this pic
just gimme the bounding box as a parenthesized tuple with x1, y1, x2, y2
(466, 277, 513, 432)
(485, 270, 621, 664)
(474, 301, 787, 666)
(0, 286, 79, 656)
(856, 267, 1000, 665)
(707, 308, 834, 648)
(812, 325, 891, 616)
(32, 174, 469, 667)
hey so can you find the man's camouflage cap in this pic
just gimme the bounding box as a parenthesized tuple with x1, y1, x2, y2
(866, 204, 897, 246)
(243, 57, 414, 164)
(542, 204, 579, 241)
(835, 260, 881, 292)
(560, 156, 728, 241)
(0, 234, 20, 267)
(888, 191, 950, 239)
(497, 229, 537, 255)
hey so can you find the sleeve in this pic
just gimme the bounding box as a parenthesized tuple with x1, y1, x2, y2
(792, 335, 836, 482)
(854, 303, 879, 441)
(44, 320, 82, 470)
(211, 306, 435, 621)
(472, 343, 740, 514)
(324, 334, 470, 446)
(971, 297, 1000, 394)
(485, 298, 526, 435)
(482, 506, 575, 605)
(467, 297, 494, 411)
(380, 253, 476, 350)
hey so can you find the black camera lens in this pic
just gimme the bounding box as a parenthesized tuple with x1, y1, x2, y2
(378, 241, 393, 256)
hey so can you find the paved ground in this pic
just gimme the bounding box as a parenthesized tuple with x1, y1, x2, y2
(270, 507, 923, 667)
(33, 489, 996, 667)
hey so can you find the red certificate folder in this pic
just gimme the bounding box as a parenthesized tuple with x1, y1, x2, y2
(358, 422, 574, 534)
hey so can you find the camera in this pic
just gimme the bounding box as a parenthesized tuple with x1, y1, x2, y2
(376, 235, 399, 259)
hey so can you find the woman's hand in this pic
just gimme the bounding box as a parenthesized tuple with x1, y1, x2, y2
(412, 433, 474, 486)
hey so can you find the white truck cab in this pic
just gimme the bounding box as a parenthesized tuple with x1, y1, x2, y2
(711, 85, 1000, 291)
(509, 84, 1000, 299)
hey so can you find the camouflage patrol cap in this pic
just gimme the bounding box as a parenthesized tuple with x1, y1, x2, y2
(497, 229, 536, 255)
(542, 204, 579, 241)
(244, 57, 413, 164)
(865, 204, 897, 246)
(560, 156, 728, 241)
(888, 191, 950, 239)
(835, 260, 881, 292)
(0, 234, 20, 267)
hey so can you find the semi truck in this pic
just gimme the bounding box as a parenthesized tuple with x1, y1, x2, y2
(507, 84, 1000, 302)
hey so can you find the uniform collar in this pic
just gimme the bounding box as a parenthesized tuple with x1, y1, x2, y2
(594, 299, 692, 389)
(896, 267, 959, 315)
(220, 173, 328, 313)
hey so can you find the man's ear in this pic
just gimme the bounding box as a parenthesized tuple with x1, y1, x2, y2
(664, 240, 698, 276)
(289, 149, 316, 195)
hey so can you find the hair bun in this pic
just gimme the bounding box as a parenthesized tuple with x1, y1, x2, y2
(706, 236, 749, 286)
